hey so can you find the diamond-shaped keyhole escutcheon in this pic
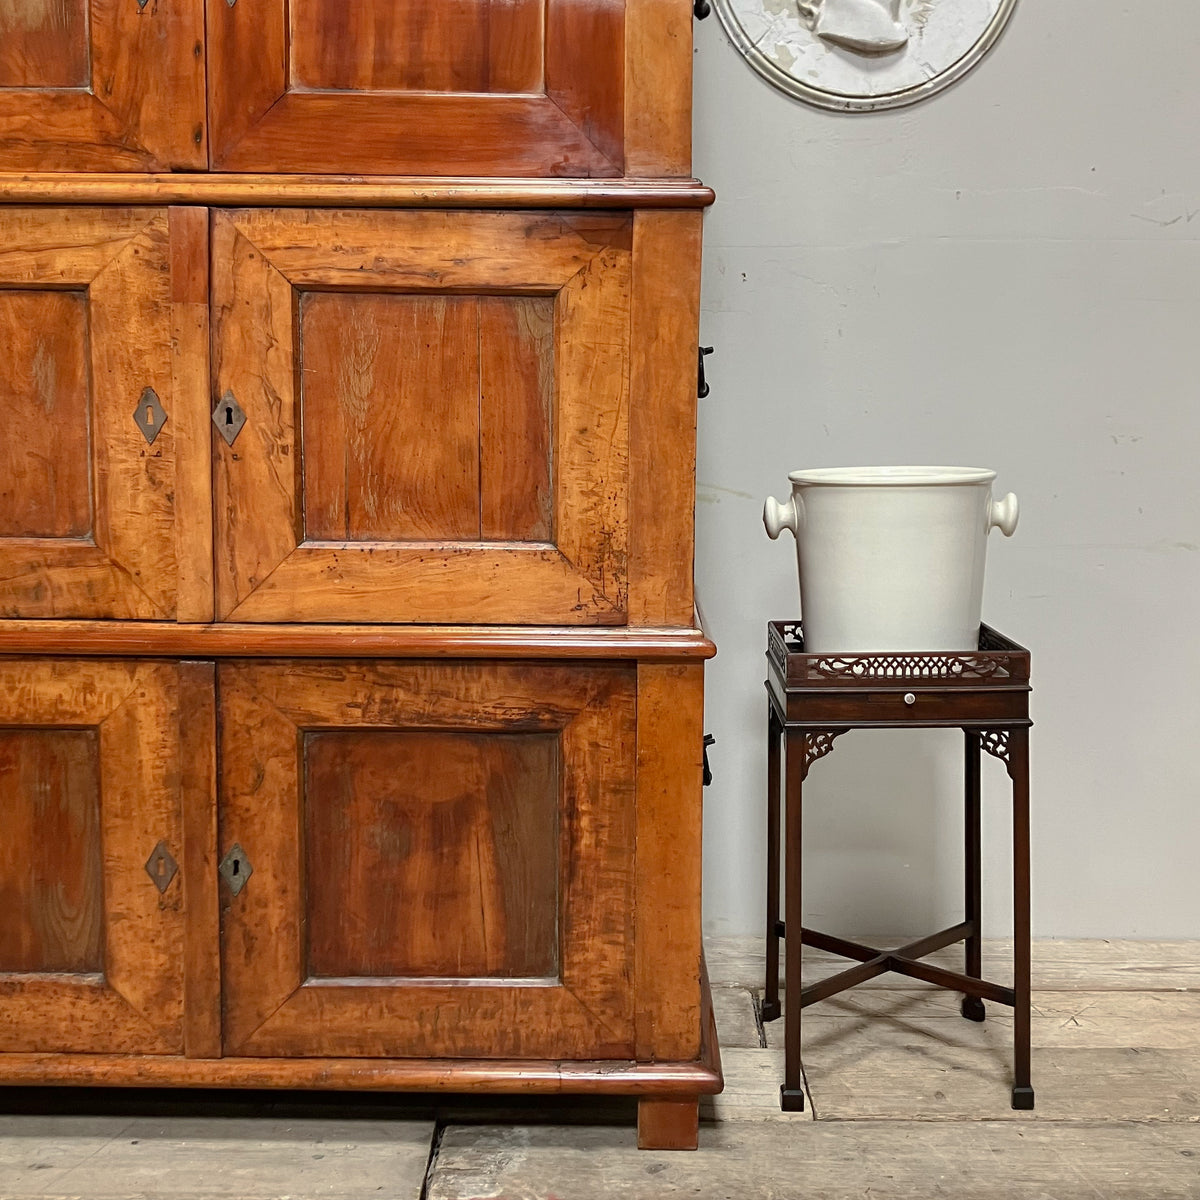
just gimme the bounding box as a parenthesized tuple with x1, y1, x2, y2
(144, 840, 179, 894)
(133, 387, 168, 446)
(219, 843, 253, 897)
(213, 389, 247, 446)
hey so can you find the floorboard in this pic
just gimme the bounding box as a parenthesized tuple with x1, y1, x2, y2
(0, 1116, 435, 1199)
(427, 1121, 1200, 1199)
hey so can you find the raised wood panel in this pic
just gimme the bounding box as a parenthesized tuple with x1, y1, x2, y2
(213, 209, 629, 626)
(207, 0, 629, 175)
(480, 296, 554, 542)
(219, 660, 636, 1060)
(300, 292, 554, 544)
(0, 659, 185, 1055)
(300, 293, 481, 542)
(0, 0, 206, 171)
(0, 0, 89, 88)
(0, 207, 208, 621)
(0, 290, 91, 539)
(304, 730, 559, 980)
(290, 0, 544, 93)
(0, 729, 103, 974)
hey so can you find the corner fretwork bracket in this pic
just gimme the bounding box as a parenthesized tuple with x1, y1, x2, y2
(802, 729, 849, 780)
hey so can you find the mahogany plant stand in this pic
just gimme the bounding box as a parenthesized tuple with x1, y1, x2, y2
(762, 621, 1034, 1113)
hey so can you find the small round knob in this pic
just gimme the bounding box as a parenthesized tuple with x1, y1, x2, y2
(903, 692, 917, 706)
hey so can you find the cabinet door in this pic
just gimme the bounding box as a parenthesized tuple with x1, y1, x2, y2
(212, 208, 630, 626)
(0, 660, 185, 1054)
(0, 0, 205, 171)
(0, 207, 210, 621)
(219, 660, 636, 1060)
(207, 0, 689, 176)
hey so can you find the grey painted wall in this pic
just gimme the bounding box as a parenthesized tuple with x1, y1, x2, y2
(693, 0, 1200, 938)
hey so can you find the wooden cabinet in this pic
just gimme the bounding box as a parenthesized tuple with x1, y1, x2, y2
(213, 208, 633, 624)
(0, 0, 689, 177)
(0, 207, 204, 621)
(220, 660, 636, 1059)
(209, 0, 614, 175)
(0, 659, 186, 1054)
(0, 0, 206, 171)
(0, 0, 714, 1154)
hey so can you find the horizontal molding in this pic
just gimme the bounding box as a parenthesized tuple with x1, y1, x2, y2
(0, 174, 715, 209)
(0, 621, 717, 661)
(0, 1051, 722, 1095)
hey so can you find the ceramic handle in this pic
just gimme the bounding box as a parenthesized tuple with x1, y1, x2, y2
(763, 494, 799, 540)
(989, 492, 1019, 537)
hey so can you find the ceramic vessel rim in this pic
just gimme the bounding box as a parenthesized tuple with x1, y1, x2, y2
(786, 466, 997, 487)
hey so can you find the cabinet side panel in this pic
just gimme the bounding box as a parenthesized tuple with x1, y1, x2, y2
(635, 661, 704, 1061)
(628, 210, 702, 625)
(625, 0, 693, 176)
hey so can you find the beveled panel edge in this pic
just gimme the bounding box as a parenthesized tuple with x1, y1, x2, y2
(0, 621, 717, 661)
(0, 175, 715, 209)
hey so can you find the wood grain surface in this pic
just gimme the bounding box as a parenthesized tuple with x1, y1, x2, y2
(305, 730, 559, 979)
(219, 660, 636, 1061)
(291, 0, 544, 93)
(0, 620, 717, 659)
(628, 210, 703, 624)
(169, 207, 213, 624)
(0, 176, 714, 209)
(0, 0, 205, 171)
(0, 0, 89, 87)
(180, 660, 220, 1060)
(0, 659, 184, 1055)
(213, 208, 630, 625)
(0, 290, 91, 539)
(0, 729, 103, 974)
(479, 296, 555, 542)
(635, 663, 705, 1062)
(208, 0, 627, 174)
(300, 293, 482, 542)
(0, 207, 198, 620)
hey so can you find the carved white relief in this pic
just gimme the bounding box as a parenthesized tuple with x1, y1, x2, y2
(800, 0, 909, 56)
(713, 0, 1017, 111)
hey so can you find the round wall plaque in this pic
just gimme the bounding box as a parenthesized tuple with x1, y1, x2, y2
(712, 0, 1019, 112)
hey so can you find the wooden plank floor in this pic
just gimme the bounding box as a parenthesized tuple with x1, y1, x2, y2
(431, 937, 1200, 1198)
(1, 939, 1197, 1198)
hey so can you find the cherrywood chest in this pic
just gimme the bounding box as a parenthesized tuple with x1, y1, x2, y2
(0, 0, 717, 1151)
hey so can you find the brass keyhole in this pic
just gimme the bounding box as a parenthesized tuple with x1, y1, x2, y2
(231, 858, 240, 876)
(225, 406, 234, 426)
(145, 406, 156, 427)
